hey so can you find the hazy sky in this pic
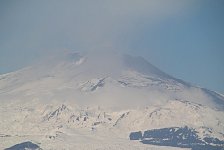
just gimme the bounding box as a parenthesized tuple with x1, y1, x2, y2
(0, 0, 224, 93)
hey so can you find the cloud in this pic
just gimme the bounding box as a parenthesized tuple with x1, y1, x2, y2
(0, 0, 196, 49)
(59, 0, 196, 50)
(0, 0, 196, 73)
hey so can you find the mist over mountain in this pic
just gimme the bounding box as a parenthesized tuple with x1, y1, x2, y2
(1, 50, 224, 150)
(1, 0, 224, 149)
(1, 51, 224, 109)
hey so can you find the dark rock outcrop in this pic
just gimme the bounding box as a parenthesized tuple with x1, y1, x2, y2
(5, 141, 41, 150)
(130, 126, 224, 150)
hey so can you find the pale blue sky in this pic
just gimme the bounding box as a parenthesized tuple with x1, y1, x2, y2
(0, 0, 224, 93)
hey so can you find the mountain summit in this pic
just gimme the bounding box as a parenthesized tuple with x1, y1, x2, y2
(0, 51, 223, 109)
(1, 50, 224, 149)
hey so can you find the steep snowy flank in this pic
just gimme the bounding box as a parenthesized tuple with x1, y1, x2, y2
(0, 51, 224, 149)
(0, 100, 224, 149)
(0, 51, 223, 109)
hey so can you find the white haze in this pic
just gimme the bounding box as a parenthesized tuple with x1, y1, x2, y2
(0, 0, 197, 68)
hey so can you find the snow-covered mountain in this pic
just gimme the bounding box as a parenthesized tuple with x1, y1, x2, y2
(0, 51, 224, 150)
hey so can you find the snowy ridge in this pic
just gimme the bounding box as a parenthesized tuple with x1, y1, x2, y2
(0, 51, 224, 149)
(1, 100, 224, 149)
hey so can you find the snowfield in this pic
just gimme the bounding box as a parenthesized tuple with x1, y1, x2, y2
(0, 51, 224, 150)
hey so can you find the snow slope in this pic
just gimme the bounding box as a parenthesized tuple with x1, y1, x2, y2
(0, 51, 224, 149)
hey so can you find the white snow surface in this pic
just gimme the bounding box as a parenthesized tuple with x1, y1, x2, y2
(0, 51, 224, 149)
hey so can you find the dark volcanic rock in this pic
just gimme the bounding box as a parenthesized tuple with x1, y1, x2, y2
(129, 131, 142, 140)
(5, 141, 40, 150)
(130, 126, 224, 150)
